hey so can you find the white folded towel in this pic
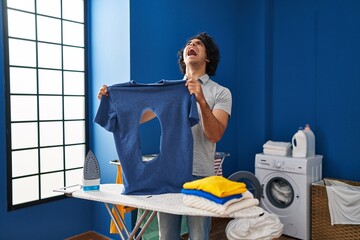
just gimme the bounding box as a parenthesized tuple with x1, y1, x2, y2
(182, 192, 260, 217)
(263, 148, 292, 156)
(263, 140, 292, 151)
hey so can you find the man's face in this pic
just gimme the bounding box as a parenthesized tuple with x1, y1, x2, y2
(183, 38, 208, 66)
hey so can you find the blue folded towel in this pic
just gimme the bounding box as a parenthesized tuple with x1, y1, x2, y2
(181, 189, 242, 204)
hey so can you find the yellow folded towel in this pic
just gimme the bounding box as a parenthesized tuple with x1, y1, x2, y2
(183, 176, 247, 198)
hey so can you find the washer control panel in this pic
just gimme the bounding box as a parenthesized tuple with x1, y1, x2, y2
(255, 154, 307, 174)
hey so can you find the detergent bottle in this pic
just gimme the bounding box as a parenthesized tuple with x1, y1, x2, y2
(292, 128, 307, 158)
(304, 124, 315, 157)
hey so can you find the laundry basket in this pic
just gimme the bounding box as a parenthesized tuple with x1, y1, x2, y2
(311, 178, 360, 240)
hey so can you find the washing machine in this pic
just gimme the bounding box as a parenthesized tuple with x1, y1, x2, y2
(255, 153, 322, 240)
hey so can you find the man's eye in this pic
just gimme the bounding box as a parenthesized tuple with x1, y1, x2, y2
(186, 40, 204, 46)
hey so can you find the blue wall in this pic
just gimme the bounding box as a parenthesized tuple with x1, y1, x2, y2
(130, 0, 240, 175)
(129, 0, 269, 175)
(88, 0, 132, 237)
(130, 0, 360, 182)
(269, 0, 360, 181)
(236, 0, 359, 183)
(235, 1, 269, 173)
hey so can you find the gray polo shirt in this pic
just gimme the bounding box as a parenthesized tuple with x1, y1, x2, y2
(190, 74, 232, 176)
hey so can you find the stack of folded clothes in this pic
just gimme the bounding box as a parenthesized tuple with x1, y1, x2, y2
(263, 140, 292, 156)
(181, 176, 263, 218)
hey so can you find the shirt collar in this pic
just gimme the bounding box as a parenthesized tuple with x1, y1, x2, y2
(183, 74, 209, 85)
(198, 74, 209, 84)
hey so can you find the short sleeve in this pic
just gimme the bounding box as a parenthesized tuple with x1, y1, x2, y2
(189, 94, 199, 127)
(94, 96, 117, 132)
(214, 88, 232, 117)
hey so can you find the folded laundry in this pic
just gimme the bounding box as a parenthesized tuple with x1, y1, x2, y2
(263, 148, 291, 156)
(225, 205, 264, 218)
(263, 140, 292, 151)
(180, 189, 243, 204)
(182, 193, 260, 217)
(183, 176, 247, 198)
(225, 211, 283, 240)
(263, 140, 292, 157)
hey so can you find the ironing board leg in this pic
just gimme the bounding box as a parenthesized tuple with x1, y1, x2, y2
(104, 203, 127, 240)
(105, 203, 158, 240)
(133, 210, 157, 240)
(113, 204, 132, 237)
(128, 209, 150, 239)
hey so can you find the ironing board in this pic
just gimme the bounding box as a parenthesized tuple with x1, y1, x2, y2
(61, 184, 233, 240)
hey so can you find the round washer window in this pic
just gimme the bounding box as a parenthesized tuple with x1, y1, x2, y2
(265, 177, 294, 208)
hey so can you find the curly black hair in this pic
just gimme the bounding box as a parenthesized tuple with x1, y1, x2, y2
(178, 32, 220, 76)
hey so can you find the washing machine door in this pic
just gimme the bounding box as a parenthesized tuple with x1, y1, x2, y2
(228, 171, 262, 200)
(260, 172, 300, 215)
(265, 176, 294, 208)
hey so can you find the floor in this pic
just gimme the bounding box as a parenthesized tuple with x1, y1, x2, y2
(69, 218, 298, 240)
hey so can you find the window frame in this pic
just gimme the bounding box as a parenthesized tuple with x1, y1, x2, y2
(2, 0, 89, 211)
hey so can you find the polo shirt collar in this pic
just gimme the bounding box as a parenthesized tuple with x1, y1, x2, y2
(198, 74, 209, 84)
(183, 74, 209, 85)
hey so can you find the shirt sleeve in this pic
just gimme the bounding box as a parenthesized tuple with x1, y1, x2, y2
(94, 95, 117, 132)
(214, 88, 232, 117)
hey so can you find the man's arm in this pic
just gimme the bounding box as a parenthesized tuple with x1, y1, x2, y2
(198, 101, 229, 143)
(186, 78, 229, 143)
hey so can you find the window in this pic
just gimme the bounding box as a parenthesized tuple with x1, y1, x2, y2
(3, 0, 87, 210)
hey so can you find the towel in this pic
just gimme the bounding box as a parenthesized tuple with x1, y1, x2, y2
(263, 148, 292, 156)
(181, 189, 244, 204)
(182, 193, 259, 217)
(226, 211, 283, 240)
(183, 176, 247, 198)
(325, 179, 360, 225)
(263, 140, 292, 151)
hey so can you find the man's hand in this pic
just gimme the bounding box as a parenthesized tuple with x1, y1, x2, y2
(185, 78, 206, 105)
(97, 85, 108, 99)
(186, 78, 229, 143)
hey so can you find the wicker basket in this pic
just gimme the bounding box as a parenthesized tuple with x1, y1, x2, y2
(312, 178, 360, 240)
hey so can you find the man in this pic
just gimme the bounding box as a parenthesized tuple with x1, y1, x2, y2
(98, 32, 232, 240)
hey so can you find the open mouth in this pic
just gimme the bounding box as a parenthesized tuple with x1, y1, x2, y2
(188, 48, 197, 56)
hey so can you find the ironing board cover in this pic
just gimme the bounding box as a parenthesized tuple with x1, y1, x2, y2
(71, 184, 264, 218)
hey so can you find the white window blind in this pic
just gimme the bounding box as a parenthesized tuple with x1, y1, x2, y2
(4, 0, 87, 210)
